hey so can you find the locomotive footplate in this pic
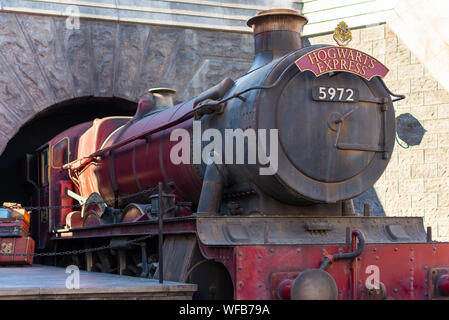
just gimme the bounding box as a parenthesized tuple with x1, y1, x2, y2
(52, 216, 197, 240)
(196, 216, 427, 245)
(54, 215, 427, 245)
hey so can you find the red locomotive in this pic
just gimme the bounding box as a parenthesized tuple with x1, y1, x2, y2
(2, 9, 449, 300)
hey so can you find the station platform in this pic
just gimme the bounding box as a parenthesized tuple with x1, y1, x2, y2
(0, 264, 197, 300)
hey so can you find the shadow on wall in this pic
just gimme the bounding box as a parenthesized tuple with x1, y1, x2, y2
(396, 113, 427, 147)
(353, 187, 386, 216)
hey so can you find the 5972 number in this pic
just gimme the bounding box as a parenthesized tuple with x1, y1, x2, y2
(312, 86, 359, 102)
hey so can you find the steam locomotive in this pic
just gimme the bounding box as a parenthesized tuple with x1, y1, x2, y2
(10, 9, 449, 299)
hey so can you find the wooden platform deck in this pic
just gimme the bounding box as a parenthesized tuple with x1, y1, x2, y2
(0, 264, 197, 300)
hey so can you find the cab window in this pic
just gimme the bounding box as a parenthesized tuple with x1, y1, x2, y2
(40, 149, 49, 186)
(52, 138, 69, 168)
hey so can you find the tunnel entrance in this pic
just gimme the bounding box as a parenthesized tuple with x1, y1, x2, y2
(0, 96, 137, 206)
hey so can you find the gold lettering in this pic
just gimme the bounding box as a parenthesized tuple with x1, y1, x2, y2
(317, 61, 326, 73)
(355, 51, 362, 63)
(323, 59, 333, 71)
(317, 50, 327, 61)
(333, 59, 339, 69)
(348, 49, 355, 61)
(328, 48, 336, 59)
(336, 47, 348, 59)
(363, 53, 369, 65)
(369, 58, 376, 69)
(308, 52, 319, 65)
(361, 65, 368, 75)
(349, 60, 355, 72)
(355, 62, 361, 74)
(340, 59, 348, 70)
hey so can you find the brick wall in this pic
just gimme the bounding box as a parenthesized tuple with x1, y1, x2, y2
(308, 24, 449, 241)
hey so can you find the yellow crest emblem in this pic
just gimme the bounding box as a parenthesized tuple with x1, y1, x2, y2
(333, 21, 352, 46)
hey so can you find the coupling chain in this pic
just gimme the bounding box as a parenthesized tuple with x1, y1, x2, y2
(0, 234, 153, 257)
(1, 186, 159, 212)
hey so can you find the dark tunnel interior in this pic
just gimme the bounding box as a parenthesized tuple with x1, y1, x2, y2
(0, 96, 137, 206)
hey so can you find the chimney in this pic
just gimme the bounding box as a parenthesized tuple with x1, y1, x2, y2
(247, 9, 308, 71)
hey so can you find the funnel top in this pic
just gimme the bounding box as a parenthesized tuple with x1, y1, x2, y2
(246, 8, 308, 29)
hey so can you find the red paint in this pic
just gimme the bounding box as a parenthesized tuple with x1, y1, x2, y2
(223, 243, 449, 300)
(65, 211, 83, 229)
(351, 230, 360, 300)
(76, 117, 130, 199)
(295, 46, 389, 80)
(58, 180, 73, 229)
(92, 100, 202, 204)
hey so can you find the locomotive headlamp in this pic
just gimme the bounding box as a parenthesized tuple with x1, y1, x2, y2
(437, 274, 449, 296)
(290, 269, 338, 300)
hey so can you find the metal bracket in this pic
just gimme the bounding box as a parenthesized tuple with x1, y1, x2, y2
(149, 182, 174, 283)
(67, 189, 86, 206)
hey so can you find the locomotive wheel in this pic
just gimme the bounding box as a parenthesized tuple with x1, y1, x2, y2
(126, 250, 143, 276)
(94, 250, 116, 273)
(121, 203, 150, 222)
(81, 192, 106, 219)
(187, 261, 234, 300)
(83, 211, 102, 226)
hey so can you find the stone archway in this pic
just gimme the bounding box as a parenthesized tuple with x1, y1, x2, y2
(0, 11, 253, 204)
(0, 12, 253, 155)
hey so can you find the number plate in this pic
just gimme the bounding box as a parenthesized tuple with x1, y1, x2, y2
(312, 86, 359, 102)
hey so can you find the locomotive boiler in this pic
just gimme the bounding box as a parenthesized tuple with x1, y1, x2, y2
(65, 9, 395, 219)
(7, 9, 449, 300)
